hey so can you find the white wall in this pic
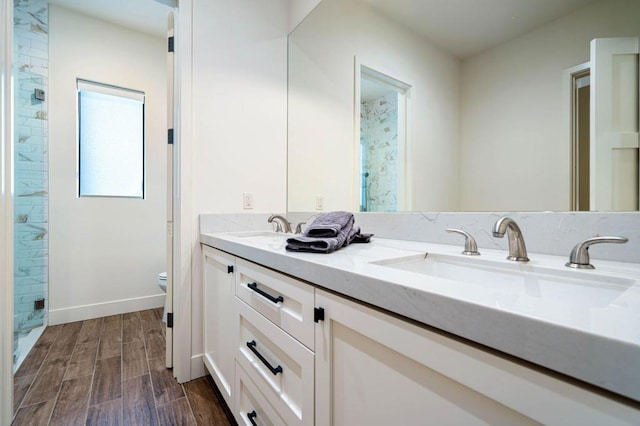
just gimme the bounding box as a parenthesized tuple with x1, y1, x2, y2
(287, 0, 461, 212)
(188, 0, 290, 377)
(48, 6, 167, 324)
(192, 1, 288, 216)
(460, 0, 640, 211)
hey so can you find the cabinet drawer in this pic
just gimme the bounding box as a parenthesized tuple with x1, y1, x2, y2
(235, 257, 315, 349)
(236, 298, 314, 426)
(235, 361, 286, 426)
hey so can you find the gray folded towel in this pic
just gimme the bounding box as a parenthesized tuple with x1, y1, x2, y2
(286, 221, 359, 254)
(304, 211, 354, 238)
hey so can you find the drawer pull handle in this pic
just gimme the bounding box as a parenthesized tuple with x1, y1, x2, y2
(247, 410, 258, 426)
(247, 282, 284, 304)
(247, 340, 283, 375)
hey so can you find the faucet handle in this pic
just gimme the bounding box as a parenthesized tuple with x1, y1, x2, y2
(566, 236, 628, 269)
(271, 221, 283, 233)
(294, 222, 306, 234)
(446, 228, 480, 256)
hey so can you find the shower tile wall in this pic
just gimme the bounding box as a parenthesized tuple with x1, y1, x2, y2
(13, 0, 48, 342)
(361, 93, 398, 212)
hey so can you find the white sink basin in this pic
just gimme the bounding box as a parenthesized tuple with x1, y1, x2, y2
(372, 253, 635, 309)
(225, 231, 290, 246)
(229, 231, 284, 238)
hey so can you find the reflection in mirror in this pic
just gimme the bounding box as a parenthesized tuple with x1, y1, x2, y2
(358, 64, 411, 212)
(570, 67, 591, 211)
(287, 0, 640, 212)
(591, 37, 640, 211)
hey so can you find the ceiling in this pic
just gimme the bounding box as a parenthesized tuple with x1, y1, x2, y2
(362, 0, 598, 58)
(48, 0, 171, 37)
(48, 0, 598, 57)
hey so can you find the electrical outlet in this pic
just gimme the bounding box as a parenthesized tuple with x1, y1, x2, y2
(316, 195, 324, 211)
(243, 192, 254, 209)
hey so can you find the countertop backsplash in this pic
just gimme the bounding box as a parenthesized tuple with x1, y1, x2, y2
(200, 211, 640, 264)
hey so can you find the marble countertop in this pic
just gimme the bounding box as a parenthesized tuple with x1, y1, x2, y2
(200, 231, 640, 402)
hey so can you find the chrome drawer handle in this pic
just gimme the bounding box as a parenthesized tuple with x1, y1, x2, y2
(246, 340, 283, 376)
(247, 410, 258, 426)
(247, 282, 284, 304)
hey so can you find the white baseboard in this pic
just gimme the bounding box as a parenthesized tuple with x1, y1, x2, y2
(190, 353, 206, 381)
(48, 294, 165, 325)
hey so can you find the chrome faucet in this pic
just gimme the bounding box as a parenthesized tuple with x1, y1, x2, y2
(492, 217, 529, 262)
(268, 214, 292, 233)
(565, 236, 628, 269)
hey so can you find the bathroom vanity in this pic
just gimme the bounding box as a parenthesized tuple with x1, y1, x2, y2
(200, 230, 640, 425)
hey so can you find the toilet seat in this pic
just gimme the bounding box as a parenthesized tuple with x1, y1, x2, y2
(157, 272, 168, 323)
(158, 272, 167, 292)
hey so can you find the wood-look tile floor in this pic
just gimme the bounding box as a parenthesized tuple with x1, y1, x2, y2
(13, 308, 234, 425)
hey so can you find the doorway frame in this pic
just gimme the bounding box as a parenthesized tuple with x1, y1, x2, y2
(565, 61, 591, 211)
(564, 61, 591, 211)
(353, 57, 412, 212)
(1, 0, 15, 423)
(172, 0, 194, 384)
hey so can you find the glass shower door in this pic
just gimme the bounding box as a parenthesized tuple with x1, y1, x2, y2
(12, 0, 49, 372)
(13, 71, 48, 371)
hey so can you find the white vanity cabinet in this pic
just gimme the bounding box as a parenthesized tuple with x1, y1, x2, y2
(202, 246, 237, 409)
(314, 288, 639, 426)
(202, 242, 639, 425)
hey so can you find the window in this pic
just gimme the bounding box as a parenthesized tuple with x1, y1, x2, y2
(77, 79, 145, 198)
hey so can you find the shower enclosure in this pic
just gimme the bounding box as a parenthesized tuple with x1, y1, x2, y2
(12, 0, 48, 372)
(360, 91, 399, 212)
(358, 64, 410, 212)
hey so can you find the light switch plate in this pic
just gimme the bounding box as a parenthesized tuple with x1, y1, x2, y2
(243, 192, 254, 209)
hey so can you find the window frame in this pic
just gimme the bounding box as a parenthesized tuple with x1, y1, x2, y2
(76, 78, 146, 199)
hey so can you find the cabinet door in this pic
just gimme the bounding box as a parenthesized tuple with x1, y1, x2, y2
(315, 289, 639, 426)
(202, 246, 236, 409)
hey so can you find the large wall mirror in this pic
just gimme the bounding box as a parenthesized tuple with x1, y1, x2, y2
(287, 0, 640, 212)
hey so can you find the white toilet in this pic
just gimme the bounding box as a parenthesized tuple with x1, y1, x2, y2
(157, 272, 167, 322)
